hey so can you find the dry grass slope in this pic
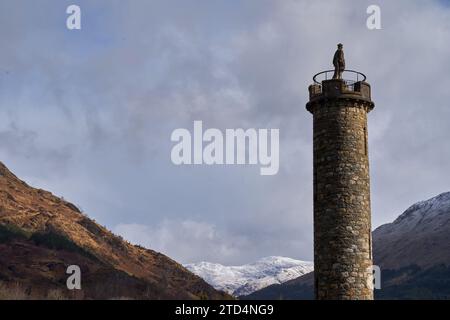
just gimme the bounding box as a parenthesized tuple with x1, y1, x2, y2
(0, 161, 231, 300)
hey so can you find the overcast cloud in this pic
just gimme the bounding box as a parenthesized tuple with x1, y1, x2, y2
(0, 0, 449, 264)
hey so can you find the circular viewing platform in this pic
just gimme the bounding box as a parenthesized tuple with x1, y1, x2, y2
(306, 69, 374, 113)
(313, 70, 367, 90)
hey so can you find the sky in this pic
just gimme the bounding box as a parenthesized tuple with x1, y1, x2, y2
(0, 0, 449, 265)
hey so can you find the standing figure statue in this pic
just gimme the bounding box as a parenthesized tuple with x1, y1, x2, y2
(332, 43, 345, 79)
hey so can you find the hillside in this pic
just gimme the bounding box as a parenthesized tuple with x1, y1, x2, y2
(241, 271, 315, 300)
(373, 192, 450, 270)
(0, 161, 230, 300)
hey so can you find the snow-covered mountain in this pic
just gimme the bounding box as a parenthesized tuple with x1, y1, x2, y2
(373, 191, 450, 269)
(185, 256, 313, 296)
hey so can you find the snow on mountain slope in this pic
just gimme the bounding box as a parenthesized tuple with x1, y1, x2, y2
(373, 191, 450, 269)
(185, 256, 313, 296)
(375, 192, 450, 236)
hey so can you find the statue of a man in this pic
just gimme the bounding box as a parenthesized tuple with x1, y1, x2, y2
(332, 43, 345, 79)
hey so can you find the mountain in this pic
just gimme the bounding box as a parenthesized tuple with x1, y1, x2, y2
(372, 191, 450, 299)
(0, 161, 230, 300)
(373, 192, 450, 270)
(185, 256, 313, 296)
(243, 192, 450, 300)
(241, 270, 315, 300)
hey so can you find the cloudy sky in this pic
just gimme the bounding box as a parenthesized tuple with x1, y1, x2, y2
(0, 0, 449, 265)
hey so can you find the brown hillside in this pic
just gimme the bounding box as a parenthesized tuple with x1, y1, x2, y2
(0, 161, 230, 299)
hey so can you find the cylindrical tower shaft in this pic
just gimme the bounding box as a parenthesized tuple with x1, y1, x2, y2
(307, 78, 375, 300)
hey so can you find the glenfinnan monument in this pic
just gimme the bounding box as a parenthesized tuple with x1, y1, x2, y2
(306, 44, 375, 300)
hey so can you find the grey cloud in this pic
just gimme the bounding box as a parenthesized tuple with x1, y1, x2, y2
(0, 0, 449, 264)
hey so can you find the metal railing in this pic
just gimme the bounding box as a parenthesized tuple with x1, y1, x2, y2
(312, 70, 367, 91)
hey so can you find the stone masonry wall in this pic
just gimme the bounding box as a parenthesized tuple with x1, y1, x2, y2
(311, 99, 374, 300)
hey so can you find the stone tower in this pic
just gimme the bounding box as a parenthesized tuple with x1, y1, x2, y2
(306, 46, 375, 300)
